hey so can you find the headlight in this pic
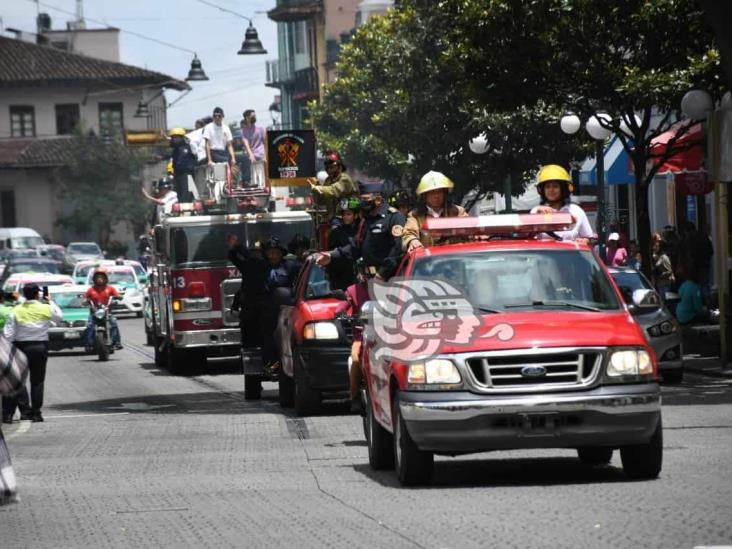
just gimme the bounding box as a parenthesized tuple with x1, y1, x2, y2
(607, 349, 653, 376)
(647, 320, 676, 338)
(408, 359, 461, 385)
(303, 321, 339, 340)
(94, 309, 106, 320)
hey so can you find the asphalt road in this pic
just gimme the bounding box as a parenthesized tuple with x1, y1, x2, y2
(1, 317, 731, 548)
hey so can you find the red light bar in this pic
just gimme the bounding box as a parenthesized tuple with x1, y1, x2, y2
(422, 213, 575, 238)
(286, 196, 313, 207)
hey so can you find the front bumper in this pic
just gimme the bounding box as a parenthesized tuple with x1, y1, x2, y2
(399, 384, 661, 453)
(174, 329, 240, 349)
(295, 344, 349, 392)
(48, 327, 86, 348)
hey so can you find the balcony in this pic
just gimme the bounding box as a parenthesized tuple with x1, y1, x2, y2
(267, 0, 323, 23)
(292, 67, 319, 101)
(266, 59, 295, 87)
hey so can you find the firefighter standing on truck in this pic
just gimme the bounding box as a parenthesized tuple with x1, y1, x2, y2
(168, 128, 196, 202)
(308, 151, 358, 220)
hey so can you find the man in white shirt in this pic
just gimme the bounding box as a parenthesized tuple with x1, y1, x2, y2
(186, 118, 209, 165)
(141, 178, 179, 224)
(203, 107, 235, 166)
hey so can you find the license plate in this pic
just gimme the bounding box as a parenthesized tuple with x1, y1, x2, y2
(64, 331, 81, 340)
(517, 413, 560, 437)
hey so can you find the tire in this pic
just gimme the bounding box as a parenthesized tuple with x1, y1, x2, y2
(620, 419, 663, 480)
(663, 369, 684, 384)
(244, 375, 262, 400)
(365, 388, 394, 470)
(96, 334, 110, 362)
(294, 350, 320, 416)
(393, 391, 433, 486)
(577, 446, 614, 465)
(279, 374, 294, 408)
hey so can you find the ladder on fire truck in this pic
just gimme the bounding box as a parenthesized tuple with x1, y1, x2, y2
(200, 161, 270, 212)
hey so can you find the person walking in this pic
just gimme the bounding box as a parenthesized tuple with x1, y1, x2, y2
(2, 284, 62, 423)
(605, 233, 628, 266)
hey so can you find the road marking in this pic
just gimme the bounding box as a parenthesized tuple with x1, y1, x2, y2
(4, 420, 31, 440)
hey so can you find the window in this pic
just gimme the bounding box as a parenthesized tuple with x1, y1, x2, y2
(0, 191, 17, 227)
(98, 102, 124, 138)
(55, 104, 80, 135)
(10, 106, 35, 137)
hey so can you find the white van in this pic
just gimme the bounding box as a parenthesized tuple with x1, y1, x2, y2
(0, 227, 45, 252)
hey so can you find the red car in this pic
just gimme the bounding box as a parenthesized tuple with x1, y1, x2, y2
(361, 214, 662, 486)
(277, 257, 355, 415)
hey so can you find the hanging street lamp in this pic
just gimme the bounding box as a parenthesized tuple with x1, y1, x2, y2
(238, 21, 267, 55)
(186, 54, 209, 81)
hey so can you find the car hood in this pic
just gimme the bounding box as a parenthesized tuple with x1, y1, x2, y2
(401, 311, 647, 355)
(59, 309, 88, 323)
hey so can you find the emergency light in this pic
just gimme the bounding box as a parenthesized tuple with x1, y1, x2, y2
(421, 213, 575, 238)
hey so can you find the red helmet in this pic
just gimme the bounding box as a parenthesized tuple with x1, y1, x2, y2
(324, 150, 343, 167)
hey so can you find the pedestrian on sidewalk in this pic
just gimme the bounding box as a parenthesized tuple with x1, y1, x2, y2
(1, 284, 62, 423)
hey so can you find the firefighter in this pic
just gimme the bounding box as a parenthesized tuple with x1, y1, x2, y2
(308, 150, 359, 220)
(388, 189, 412, 217)
(402, 171, 468, 251)
(227, 235, 299, 396)
(315, 180, 405, 282)
(530, 164, 594, 242)
(327, 197, 360, 290)
(168, 127, 196, 202)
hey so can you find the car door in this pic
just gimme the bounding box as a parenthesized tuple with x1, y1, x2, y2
(279, 260, 310, 378)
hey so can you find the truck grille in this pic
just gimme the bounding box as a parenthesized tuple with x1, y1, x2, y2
(465, 349, 601, 392)
(221, 278, 241, 327)
(336, 315, 355, 342)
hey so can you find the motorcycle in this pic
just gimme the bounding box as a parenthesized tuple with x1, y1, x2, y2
(91, 296, 121, 361)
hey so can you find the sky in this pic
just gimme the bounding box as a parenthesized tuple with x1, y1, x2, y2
(0, 0, 279, 129)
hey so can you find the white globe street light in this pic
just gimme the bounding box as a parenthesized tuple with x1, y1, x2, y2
(560, 114, 581, 135)
(681, 89, 713, 120)
(586, 113, 613, 140)
(468, 133, 490, 155)
(619, 113, 642, 138)
(316, 170, 328, 185)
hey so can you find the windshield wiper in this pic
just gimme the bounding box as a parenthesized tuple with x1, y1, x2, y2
(504, 300, 601, 312)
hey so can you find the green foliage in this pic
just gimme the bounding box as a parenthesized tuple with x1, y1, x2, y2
(55, 129, 152, 248)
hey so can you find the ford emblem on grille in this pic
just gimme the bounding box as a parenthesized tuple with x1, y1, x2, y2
(521, 365, 547, 378)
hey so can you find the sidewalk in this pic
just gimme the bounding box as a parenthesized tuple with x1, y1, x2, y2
(682, 323, 732, 378)
(683, 354, 732, 378)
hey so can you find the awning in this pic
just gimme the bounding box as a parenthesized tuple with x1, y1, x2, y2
(649, 121, 703, 173)
(578, 137, 634, 186)
(649, 122, 711, 195)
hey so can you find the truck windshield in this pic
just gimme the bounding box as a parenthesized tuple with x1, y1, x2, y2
(11, 236, 44, 249)
(170, 219, 314, 268)
(411, 249, 620, 311)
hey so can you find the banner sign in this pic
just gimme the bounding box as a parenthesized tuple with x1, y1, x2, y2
(267, 130, 316, 187)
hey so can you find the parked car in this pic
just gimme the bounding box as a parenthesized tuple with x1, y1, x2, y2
(47, 285, 90, 351)
(2, 273, 74, 294)
(361, 214, 662, 486)
(66, 242, 104, 265)
(276, 257, 353, 415)
(0, 257, 61, 286)
(85, 265, 143, 317)
(608, 267, 684, 383)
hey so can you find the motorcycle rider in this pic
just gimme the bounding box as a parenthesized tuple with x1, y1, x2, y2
(530, 164, 594, 242)
(402, 171, 468, 251)
(83, 268, 122, 352)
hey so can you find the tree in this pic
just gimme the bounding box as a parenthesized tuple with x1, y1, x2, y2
(55, 130, 153, 250)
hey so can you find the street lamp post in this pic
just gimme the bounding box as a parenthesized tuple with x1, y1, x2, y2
(469, 133, 513, 213)
(560, 113, 613, 258)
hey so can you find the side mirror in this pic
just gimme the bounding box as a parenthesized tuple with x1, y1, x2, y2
(631, 289, 661, 311)
(360, 300, 375, 323)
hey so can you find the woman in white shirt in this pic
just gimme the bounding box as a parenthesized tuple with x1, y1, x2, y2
(530, 164, 595, 242)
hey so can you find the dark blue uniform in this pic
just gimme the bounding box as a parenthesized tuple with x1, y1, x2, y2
(329, 203, 405, 280)
(170, 143, 196, 201)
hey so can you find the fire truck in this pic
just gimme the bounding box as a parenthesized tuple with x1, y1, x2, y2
(149, 142, 318, 377)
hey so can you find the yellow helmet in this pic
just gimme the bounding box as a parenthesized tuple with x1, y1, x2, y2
(536, 164, 574, 193)
(416, 171, 454, 196)
(169, 127, 187, 138)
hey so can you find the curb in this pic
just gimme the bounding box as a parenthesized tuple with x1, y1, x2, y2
(684, 365, 732, 379)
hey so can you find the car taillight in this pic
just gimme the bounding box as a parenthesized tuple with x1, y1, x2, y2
(188, 281, 206, 298)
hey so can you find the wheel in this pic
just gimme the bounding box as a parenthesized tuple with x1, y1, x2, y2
(278, 374, 294, 408)
(365, 387, 394, 470)
(620, 419, 663, 480)
(293, 350, 320, 416)
(577, 446, 613, 465)
(393, 391, 433, 486)
(663, 369, 684, 384)
(96, 334, 109, 362)
(136, 311, 143, 318)
(244, 375, 262, 400)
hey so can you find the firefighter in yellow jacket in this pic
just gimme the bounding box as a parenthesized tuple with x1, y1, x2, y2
(308, 150, 358, 220)
(402, 171, 468, 251)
